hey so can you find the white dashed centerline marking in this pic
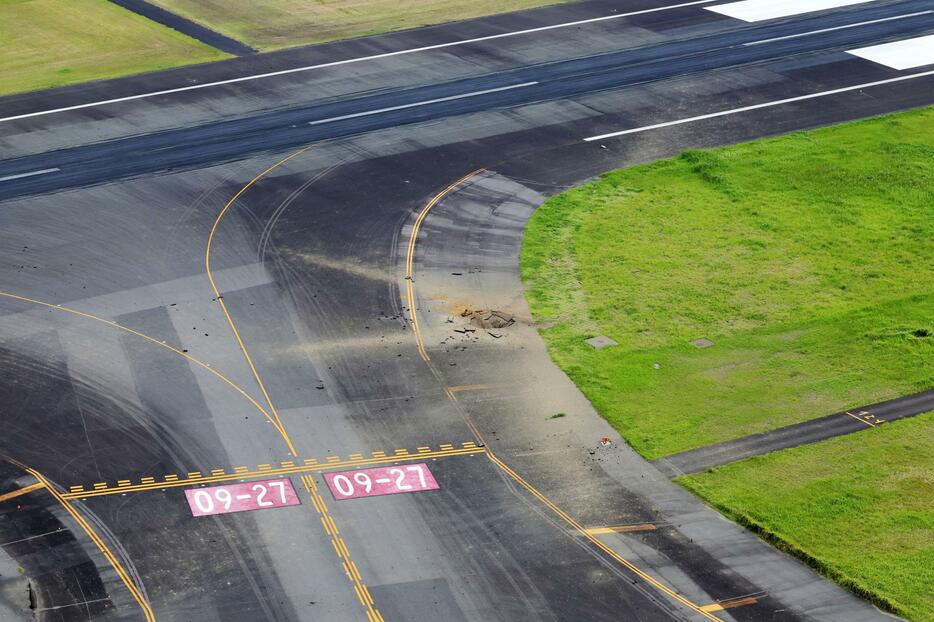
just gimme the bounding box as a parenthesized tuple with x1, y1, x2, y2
(0, 0, 720, 125)
(583, 69, 934, 142)
(743, 11, 933, 46)
(0, 168, 60, 182)
(308, 82, 537, 125)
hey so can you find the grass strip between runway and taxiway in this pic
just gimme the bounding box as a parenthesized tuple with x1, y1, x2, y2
(520, 105, 934, 620)
(678, 411, 933, 621)
(147, 0, 575, 51)
(521, 105, 934, 459)
(0, 0, 229, 97)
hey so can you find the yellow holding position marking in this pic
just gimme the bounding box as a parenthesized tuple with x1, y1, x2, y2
(63, 443, 484, 500)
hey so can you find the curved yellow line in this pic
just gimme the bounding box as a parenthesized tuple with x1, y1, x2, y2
(205, 148, 312, 457)
(0, 290, 281, 434)
(8, 459, 156, 622)
(403, 172, 721, 622)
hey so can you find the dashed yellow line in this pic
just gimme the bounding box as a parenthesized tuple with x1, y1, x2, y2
(204, 147, 395, 621)
(300, 474, 385, 622)
(405, 173, 721, 622)
(0, 482, 44, 503)
(63, 443, 484, 499)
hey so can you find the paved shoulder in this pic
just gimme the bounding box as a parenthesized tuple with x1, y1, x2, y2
(108, 0, 256, 55)
(654, 390, 934, 477)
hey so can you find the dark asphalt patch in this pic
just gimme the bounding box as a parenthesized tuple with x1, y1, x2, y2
(108, 0, 256, 56)
(653, 389, 934, 477)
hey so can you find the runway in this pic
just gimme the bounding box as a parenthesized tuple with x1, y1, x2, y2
(0, 0, 931, 620)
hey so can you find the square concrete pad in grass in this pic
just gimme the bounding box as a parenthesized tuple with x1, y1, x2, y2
(585, 335, 618, 349)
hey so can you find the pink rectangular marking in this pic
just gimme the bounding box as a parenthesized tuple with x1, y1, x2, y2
(324, 463, 439, 500)
(185, 478, 300, 517)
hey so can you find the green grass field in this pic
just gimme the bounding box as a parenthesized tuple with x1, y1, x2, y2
(149, 0, 571, 50)
(680, 412, 934, 620)
(521, 106, 934, 459)
(0, 0, 228, 96)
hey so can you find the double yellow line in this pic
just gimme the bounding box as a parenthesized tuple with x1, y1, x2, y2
(8, 461, 155, 622)
(208, 147, 384, 621)
(301, 475, 384, 622)
(403, 173, 722, 622)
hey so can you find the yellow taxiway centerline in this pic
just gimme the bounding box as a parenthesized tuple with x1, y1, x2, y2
(404, 173, 724, 622)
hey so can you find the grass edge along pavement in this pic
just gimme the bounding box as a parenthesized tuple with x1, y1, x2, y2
(0, 0, 229, 97)
(678, 411, 934, 621)
(520, 105, 934, 460)
(520, 106, 933, 619)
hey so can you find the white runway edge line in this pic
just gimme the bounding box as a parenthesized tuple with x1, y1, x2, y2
(707, 0, 875, 23)
(744, 11, 933, 46)
(308, 82, 537, 125)
(0, 168, 60, 182)
(583, 69, 934, 142)
(848, 33, 934, 70)
(0, 0, 720, 125)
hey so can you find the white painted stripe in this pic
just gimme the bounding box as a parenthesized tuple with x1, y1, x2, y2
(848, 33, 934, 70)
(0, 0, 720, 125)
(0, 168, 60, 182)
(583, 69, 934, 141)
(308, 82, 537, 125)
(707, 0, 875, 23)
(744, 11, 933, 46)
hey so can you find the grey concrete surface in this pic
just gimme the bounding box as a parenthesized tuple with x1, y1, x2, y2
(0, 0, 931, 620)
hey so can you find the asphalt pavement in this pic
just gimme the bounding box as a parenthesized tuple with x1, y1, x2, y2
(107, 0, 256, 56)
(0, 0, 931, 620)
(654, 390, 934, 477)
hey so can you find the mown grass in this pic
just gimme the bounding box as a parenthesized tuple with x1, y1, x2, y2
(149, 0, 571, 50)
(0, 0, 228, 97)
(680, 412, 934, 621)
(520, 106, 934, 459)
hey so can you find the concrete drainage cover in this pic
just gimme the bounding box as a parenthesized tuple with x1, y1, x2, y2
(691, 338, 715, 348)
(585, 335, 618, 349)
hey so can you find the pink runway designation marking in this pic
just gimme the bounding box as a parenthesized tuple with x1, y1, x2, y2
(185, 478, 301, 517)
(324, 463, 439, 500)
